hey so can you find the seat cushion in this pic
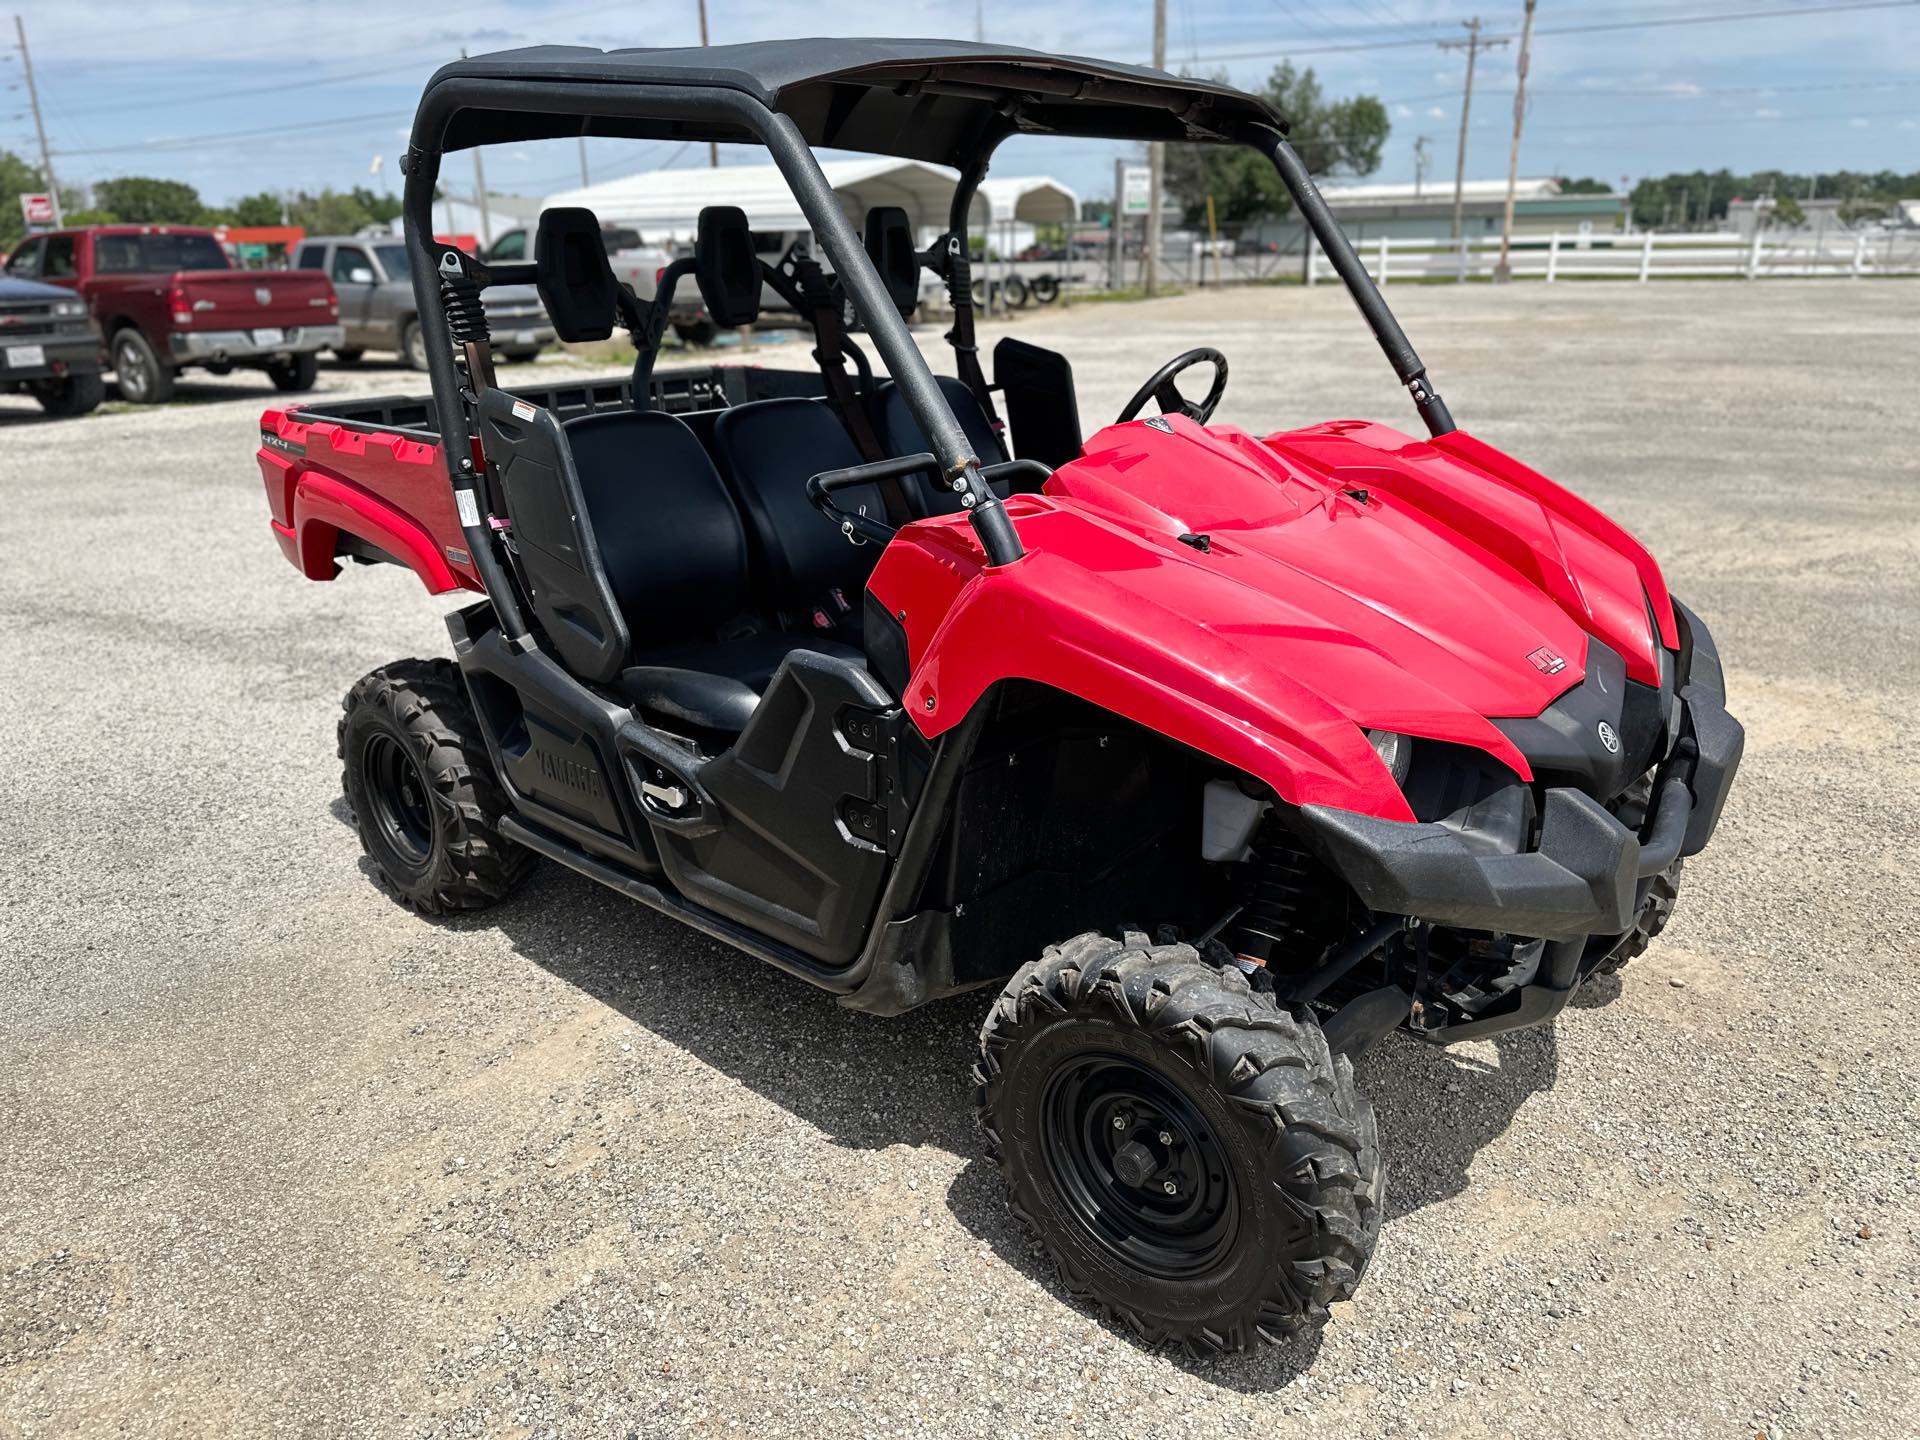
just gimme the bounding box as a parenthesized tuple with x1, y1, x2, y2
(620, 632, 862, 733)
(711, 397, 883, 609)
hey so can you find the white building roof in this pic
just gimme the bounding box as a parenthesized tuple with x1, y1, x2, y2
(1318, 177, 1574, 205)
(978, 176, 1080, 227)
(544, 158, 981, 243)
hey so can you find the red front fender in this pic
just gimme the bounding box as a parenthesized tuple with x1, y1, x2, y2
(865, 502, 1495, 823)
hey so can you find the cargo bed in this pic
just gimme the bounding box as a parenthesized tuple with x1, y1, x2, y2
(258, 364, 827, 594)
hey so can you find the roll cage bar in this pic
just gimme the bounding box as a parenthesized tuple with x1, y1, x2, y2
(399, 56, 1454, 649)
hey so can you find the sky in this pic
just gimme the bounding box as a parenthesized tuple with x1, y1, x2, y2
(5, 0, 1917, 212)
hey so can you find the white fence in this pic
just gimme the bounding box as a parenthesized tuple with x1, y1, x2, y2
(1306, 229, 1920, 285)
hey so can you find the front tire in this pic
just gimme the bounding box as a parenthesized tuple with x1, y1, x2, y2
(401, 319, 429, 371)
(30, 372, 105, 417)
(1593, 858, 1684, 976)
(338, 659, 533, 914)
(976, 933, 1382, 1354)
(111, 329, 174, 404)
(266, 352, 319, 391)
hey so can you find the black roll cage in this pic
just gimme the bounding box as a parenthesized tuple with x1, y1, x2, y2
(400, 65, 1454, 648)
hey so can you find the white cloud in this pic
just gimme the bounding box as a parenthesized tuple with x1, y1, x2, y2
(1426, 106, 1446, 119)
(1848, 117, 1870, 128)
(1394, 104, 1413, 119)
(1656, 81, 1703, 97)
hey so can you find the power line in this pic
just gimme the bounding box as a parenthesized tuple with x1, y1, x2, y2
(50, 109, 410, 157)
(1178, 0, 1919, 63)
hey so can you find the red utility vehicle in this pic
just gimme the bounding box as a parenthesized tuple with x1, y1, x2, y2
(7, 224, 339, 403)
(257, 42, 1742, 1354)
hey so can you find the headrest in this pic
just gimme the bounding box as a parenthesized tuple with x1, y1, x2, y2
(864, 207, 918, 316)
(535, 207, 620, 343)
(695, 206, 760, 328)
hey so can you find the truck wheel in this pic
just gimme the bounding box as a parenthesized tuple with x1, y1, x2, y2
(976, 932, 1382, 1354)
(672, 319, 718, 347)
(1031, 274, 1061, 304)
(1593, 858, 1684, 977)
(267, 352, 319, 391)
(338, 659, 534, 914)
(111, 329, 174, 404)
(332, 348, 366, 364)
(30, 372, 105, 417)
(497, 347, 543, 364)
(401, 319, 429, 371)
(1003, 272, 1031, 307)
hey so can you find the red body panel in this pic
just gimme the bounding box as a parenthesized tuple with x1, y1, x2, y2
(258, 407, 481, 593)
(866, 416, 1674, 821)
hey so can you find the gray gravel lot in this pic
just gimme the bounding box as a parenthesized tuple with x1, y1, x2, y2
(3, 281, 1916, 1438)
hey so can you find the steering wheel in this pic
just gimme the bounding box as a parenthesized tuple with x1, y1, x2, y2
(1115, 347, 1228, 426)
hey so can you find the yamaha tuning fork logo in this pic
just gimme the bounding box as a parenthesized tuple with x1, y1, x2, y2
(1596, 721, 1621, 754)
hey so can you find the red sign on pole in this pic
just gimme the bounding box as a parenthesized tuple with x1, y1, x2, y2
(20, 193, 56, 228)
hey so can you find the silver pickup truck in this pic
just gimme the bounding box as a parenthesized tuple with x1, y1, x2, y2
(294, 235, 555, 368)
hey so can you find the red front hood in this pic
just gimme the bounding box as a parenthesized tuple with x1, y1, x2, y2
(1048, 415, 1667, 722)
(871, 415, 1675, 820)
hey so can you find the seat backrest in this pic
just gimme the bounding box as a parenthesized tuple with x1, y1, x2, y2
(563, 411, 754, 652)
(695, 206, 761, 328)
(875, 376, 1009, 516)
(993, 337, 1084, 469)
(535, 207, 620, 342)
(864, 206, 919, 315)
(711, 398, 883, 607)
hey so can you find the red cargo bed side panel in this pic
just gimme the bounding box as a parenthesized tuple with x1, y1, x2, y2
(258, 407, 482, 594)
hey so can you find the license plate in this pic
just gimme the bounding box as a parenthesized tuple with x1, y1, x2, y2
(513, 330, 536, 345)
(4, 344, 46, 369)
(253, 328, 285, 347)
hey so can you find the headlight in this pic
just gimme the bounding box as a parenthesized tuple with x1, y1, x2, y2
(54, 300, 86, 317)
(1365, 728, 1413, 786)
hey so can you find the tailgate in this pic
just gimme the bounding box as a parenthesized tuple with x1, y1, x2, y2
(177, 270, 337, 330)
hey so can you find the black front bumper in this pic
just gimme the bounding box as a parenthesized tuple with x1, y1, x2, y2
(0, 332, 102, 386)
(1296, 601, 1743, 944)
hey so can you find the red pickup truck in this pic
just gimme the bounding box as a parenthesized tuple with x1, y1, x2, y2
(4, 225, 341, 404)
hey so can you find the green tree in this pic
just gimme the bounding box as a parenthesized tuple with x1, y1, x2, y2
(1165, 64, 1389, 225)
(1557, 176, 1613, 194)
(226, 192, 285, 227)
(94, 175, 208, 224)
(1, 148, 49, 251)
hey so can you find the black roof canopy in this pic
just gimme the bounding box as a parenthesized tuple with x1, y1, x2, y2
(418, 38, 1286, 165)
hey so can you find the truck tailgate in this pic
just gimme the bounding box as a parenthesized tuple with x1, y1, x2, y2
(175, 269, 337, 331)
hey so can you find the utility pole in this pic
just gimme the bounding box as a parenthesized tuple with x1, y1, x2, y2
(578, 137, 590, 188)
(697, 0, 718, 167)
(1439, 18, 1507, 245)
(461, 51, 492, 244)
(1413, 135, 1431, 199)
(1494, 0, 1537, 283)
(1143, 0, 1166, 296)
(13, 15, 62, 227)
(1110, 157, 1124, 292)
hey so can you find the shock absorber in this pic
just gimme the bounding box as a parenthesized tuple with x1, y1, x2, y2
(1229, 819, 1321, 968)
(438, 257, 495, 394)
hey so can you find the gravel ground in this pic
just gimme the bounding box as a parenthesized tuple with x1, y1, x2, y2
(3, 280, 1916, 1438)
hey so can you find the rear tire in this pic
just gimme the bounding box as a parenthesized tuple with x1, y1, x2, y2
(338, 658, 534, 914)
(266, 352, 319, 391)
(1031, 273, 1061, 304)
(1003, 272, 1031, 307)
(976, 932, 1382, 1355)
(111, 328, 174, 404)
(30, 372, 105, 417)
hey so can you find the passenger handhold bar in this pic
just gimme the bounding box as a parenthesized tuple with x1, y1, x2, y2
(806, 452, 932, 546)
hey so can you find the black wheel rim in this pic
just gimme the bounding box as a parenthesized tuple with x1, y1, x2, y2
(1039, 1050, 1241, 1280)
(361, 732, 434, 872)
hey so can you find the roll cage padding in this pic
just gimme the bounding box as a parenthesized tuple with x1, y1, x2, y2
(695, 205, 761, 327)
(535, 207, 623, 342)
